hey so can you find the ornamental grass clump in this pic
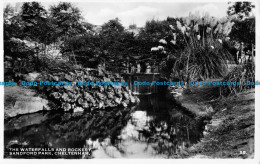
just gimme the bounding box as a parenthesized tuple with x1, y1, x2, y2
(220, 61, 255, 97)
(171, 12, 234, 81)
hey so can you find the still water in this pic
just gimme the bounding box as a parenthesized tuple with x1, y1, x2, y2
(4, 94, 204, 159)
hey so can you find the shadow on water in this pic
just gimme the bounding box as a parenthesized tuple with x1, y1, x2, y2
(4, 94, 204, 159)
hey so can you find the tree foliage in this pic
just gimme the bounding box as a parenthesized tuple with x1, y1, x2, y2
(227, 2, 255, 19)
(229, 17, 255, 46)
(49, 2, 86, 38)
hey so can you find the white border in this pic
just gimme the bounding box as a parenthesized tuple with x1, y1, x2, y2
(0, 0, 259, 164)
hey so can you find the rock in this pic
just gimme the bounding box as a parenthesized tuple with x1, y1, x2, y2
(67, 91, 76, 99)
(114, 97, 122, 104)
(62, 102, 71, 111)
(96, 92, 106, 100)
(50, 92, 60, 100)
(5, 112, 49, 130)
(53, 76, 59, 81)
(98, 101, 105, 109)
(82, 101, 89, 108)
(83, 92, 91, 99)
(107, 92, 114, 99)
(70, 98, 76, 103)
(61, 93, 70, 102)
(6, 98, 50, 118)
(65, 74, 72, 81)
(98, 86, 105, 92)
(64, 85, 74, 92)
(78, 98, 84, 105)
(107, 86, 113, 92)
(84, 92, 96, 104)
(74, 107, 84, 113)
(55, 85, 61, 90)
(4, 86, 51, 118)
(103, 77, 110, 82)
(24, 72, 41, 81)
(104, 99, 113, 107)
(7, 69, 137, 117)
(113, 87, 122, 96)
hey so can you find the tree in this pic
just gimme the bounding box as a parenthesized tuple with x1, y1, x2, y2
(229, 18, 255, 45)
(21, 2, 47, 21)
(99, 18, 125, 56)
(49, 2, 87, 64)
(20, 2, 55, 44)
(61, 33, 101, 67)
(49, 2, 86, 38)
(227, 2, 255, 19)
(228, 2, 255, 58)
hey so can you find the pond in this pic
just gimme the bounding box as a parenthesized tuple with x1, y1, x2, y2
(4, 94, 204, 159)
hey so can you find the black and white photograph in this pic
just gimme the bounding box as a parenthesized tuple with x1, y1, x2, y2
(1, 0, 259, 161)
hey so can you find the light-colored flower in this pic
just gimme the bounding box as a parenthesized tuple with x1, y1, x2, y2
(210, 46, 215, 49)
(209, 17, 217, 27)
(151, 47, 159, 51)
(170, 40, 176, 45)
(225, 37, 230, 41)
(214, 23, 223, 34)
(181, 26, 186, 34)
(176, 21, 182, 30)
(185, 25, 191, 31)
(184, 17, 191, 26)
(218, 39, 223, 44)
(157, 46, 164, 50)
(172, 33, 176, 40)
(194, 24, 199, 32)
(159, 39, 167, 44)
(197, 35, 201, 40)
(202, 12, 210, 24)
(222, 21, 234, 36)
(169, 25, 175, 30)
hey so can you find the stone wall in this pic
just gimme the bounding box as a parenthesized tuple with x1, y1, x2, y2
(35, 68, 139, 113)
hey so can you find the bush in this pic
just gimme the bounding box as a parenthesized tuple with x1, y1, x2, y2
(220, 61, 255, 96)
(172, 45, 231, 81)
(169, 13, 234, 82)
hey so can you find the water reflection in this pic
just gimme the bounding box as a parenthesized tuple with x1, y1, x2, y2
(88, 95, 202, 158)
(5, 94, 203, 159)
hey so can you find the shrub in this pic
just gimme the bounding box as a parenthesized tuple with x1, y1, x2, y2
(220, 61, 255, 96)
(168, 13, 235, 82)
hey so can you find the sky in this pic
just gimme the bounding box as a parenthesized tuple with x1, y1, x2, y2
(4, 1, 230, 27)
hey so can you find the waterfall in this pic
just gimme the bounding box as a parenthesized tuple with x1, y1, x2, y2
(123, 73, 160, 95)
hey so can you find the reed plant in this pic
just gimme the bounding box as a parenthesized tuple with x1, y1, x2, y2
(171, 12, 234, 82)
